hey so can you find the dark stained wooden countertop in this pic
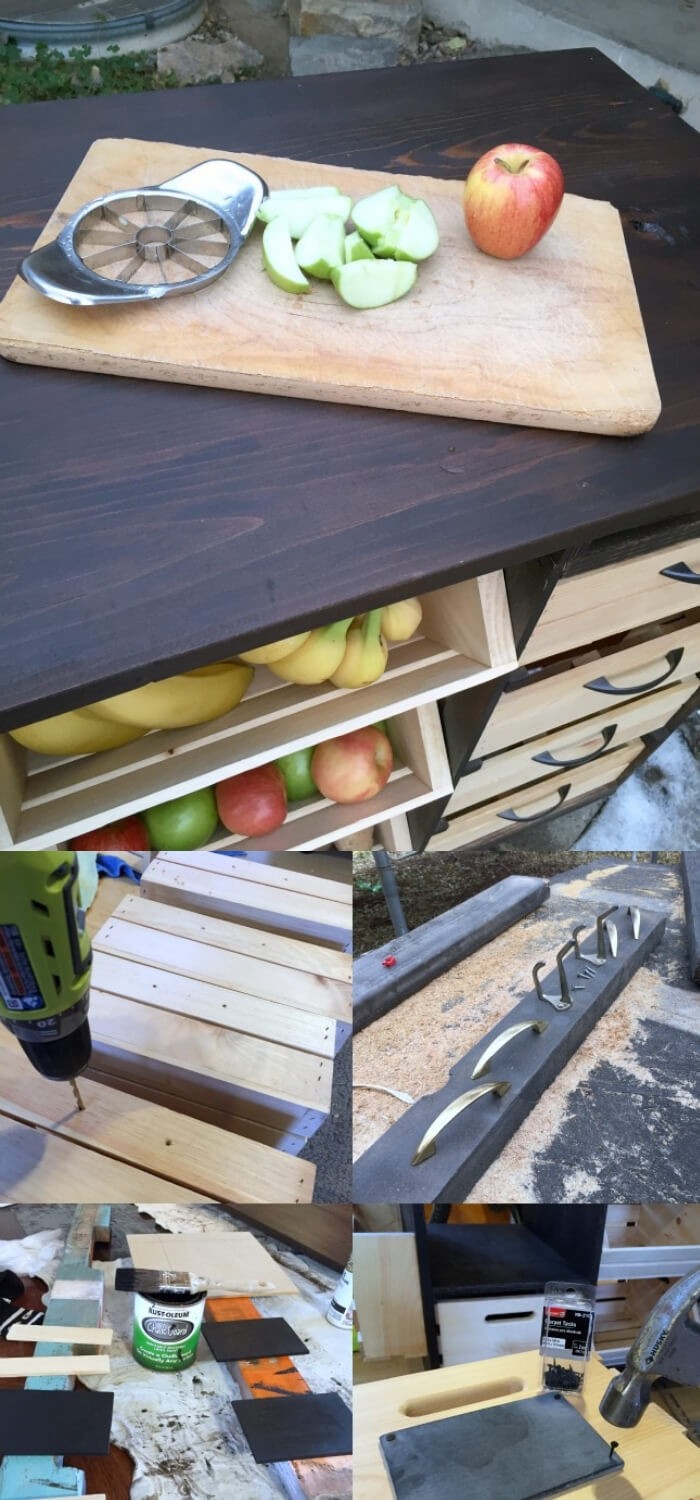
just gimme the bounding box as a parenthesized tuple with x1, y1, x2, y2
(1, 48, 699, 729)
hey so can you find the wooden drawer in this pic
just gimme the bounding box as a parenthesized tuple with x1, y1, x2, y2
(437, 1295, 543, 1366)
(446, 677, 697, 816)
(422, 741, 643, 850)
(521, 537, 700, 663)
(0, 574, 509, 850)
(474, 611, 700, 758)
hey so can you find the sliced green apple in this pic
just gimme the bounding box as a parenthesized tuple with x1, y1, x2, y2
(331, 259, 417, 309)
(258, 190, 353, 240)
(262, 218, 311, 294)
(352, 186, 439, 262)
(345, 230, 375, 263)
(295, 213, 346, 279)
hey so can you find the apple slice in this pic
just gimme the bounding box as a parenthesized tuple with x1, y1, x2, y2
(295, 213, 346, 279)
(331, 259, 417, 309)
(352, 185, 439, 262)
(345, 230, 375, 263)
(258, 189, 353, 240)
(262, 218, 310, 294)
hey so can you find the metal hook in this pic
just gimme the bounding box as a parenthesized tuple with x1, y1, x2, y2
(571, 922, 605, 967)
(605, 919, 618, 958)
(628, 905, 641, 940)
(533, 961, 572, 1011)
(411, 1081, 511, 1166)
(556, 939, 578, 1005)
(595, 906, 619, 960)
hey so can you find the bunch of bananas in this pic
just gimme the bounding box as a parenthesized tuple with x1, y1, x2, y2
(11, 661, 252, 757)
(239, 598, 422, 688)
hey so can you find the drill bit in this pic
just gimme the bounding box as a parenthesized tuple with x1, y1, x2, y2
(69, 1077, 85, 1111)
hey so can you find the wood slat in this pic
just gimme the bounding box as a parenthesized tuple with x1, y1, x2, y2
(0, 1028, 315, 1204)
(88, 991, 334, 1112)
(0, 1117, 211, 1203)
(0, 1355, 110, 1378)
(92, 949, 336, 1058)
(6, 1325, 113, 1346)
(354, 1234, 427, 1361)
(142, 855, 351, 942)
(162, 851, 351, 910)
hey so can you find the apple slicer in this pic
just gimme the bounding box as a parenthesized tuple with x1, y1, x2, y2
(20, 159, 268, 307)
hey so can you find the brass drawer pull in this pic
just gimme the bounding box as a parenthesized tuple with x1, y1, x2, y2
(471, 1020, 549, 1080)
(533, 724, 617, 768)
(498, 784, 571, 823)
(584, 647, 684, 696)
(411, 1081, 510, 1166)
(659, 560, 700, 584)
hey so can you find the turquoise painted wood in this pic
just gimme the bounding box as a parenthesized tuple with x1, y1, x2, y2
(0, 1206, 111, 1500)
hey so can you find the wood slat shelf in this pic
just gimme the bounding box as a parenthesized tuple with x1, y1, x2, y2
(0, 576, 510, 850)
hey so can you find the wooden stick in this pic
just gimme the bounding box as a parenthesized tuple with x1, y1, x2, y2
(0, 1355, 110, 1378)
(6, 1324, 113, 1346)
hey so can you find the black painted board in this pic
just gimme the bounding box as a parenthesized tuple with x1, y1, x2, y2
(0, 1389, 114, 1455)
(353, 876, 549, 1032)
(353, 906, 666, 1201)
(379, 1393, 623, 1500)
(681, 853, 700, 984)
(231, 1392, 352, 1463)
(202, 1316, 308, 1362)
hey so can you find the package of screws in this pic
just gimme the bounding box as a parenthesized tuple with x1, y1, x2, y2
(539, 1282, 595, 1396)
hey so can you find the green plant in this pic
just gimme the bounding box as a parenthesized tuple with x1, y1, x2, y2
(0, 39, 180, 104)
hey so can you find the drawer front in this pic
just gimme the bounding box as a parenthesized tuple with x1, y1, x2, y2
(447, 677, 697, 815)
(437, 1296, 544, 1366)
(427, 741, 643, 850)
(475, 615, 700, 758)
(521, 538, 700, 664)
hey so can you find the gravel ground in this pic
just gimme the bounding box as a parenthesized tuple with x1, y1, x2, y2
(353, 850, 679, 955)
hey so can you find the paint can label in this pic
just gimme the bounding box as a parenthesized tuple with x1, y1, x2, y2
(133, 1291, 206, 1371)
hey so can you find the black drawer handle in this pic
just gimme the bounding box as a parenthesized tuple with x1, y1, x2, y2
(584, 647, 684, 696)
(498, 784, 571, 823)
(659, 560, 700, 584)
(533, 724, 617, 769)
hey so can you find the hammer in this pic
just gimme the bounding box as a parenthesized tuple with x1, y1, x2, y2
(600, 1266, 700, 1427)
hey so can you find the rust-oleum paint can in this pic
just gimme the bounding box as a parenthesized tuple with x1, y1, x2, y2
(133, 1286, 207, 1371)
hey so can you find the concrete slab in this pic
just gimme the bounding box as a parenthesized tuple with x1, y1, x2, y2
(289, 32, 399, 72)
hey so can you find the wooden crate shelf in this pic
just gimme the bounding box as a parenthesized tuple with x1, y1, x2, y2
(594, 1205, 700, 1365)
(0, 574, 511, 850)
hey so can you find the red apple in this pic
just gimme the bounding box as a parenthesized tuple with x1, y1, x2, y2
(71, 815, 151, 851)
(311, 727, 393, 804)
(463, 143, 564, 260)
(216, 764, 287, 836)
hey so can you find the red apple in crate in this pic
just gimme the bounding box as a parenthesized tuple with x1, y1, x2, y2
(463, 143, 564, 260)
(311, 727, 393, 804)
(71, 814, 151, 851)
(216, 764, 287, 836)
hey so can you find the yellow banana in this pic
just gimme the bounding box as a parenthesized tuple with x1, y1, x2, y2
(268, 620, 354, 685)
(10, 708, 146, 758)
(238, 632, 311, 665)
(93, 661, 253, 730)
(380, 597, 422, 641)
(331, 610, 388, 688)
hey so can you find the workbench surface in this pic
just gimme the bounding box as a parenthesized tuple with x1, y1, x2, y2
(354, 858, 700, 1201)
(1, 50, 699, 729)
(354, 1348, 700, 1500)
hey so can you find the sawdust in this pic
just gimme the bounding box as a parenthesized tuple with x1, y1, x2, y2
(553, 866, 630, 900)
(470, 963, 699, 1201)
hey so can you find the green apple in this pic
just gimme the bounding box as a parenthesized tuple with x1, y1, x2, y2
(258, 189, 353, 241)
(262, 218, 310, 294)
(276, 746, 318, 802)
(345, 231, 374, 263)
(331, 259, 417, 309)
(352, 186, 439, 262)
(143, 787, 219, 850)
(296, 213, 346, 280)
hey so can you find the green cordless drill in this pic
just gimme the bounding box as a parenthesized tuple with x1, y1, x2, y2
(0, 853, 92, 1106)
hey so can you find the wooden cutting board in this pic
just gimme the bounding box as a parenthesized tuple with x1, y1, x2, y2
(0, 136, 661, 436)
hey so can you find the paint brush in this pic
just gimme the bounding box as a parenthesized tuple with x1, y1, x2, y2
(113, 1269, 276, 1296)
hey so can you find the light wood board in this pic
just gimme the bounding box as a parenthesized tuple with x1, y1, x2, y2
(0, 137, 661, 436)
(354, 1349, 700, 1500)
(0, 1025, 315, 1203)
(142, 851, 352, 944)
(354, 1233, 428, 1361)
(126, 1231, 296, 1295)
(0, 1116, 211, 1202)
(0, 1354, 110, 1377)
(6, 1324, 114, 1346)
